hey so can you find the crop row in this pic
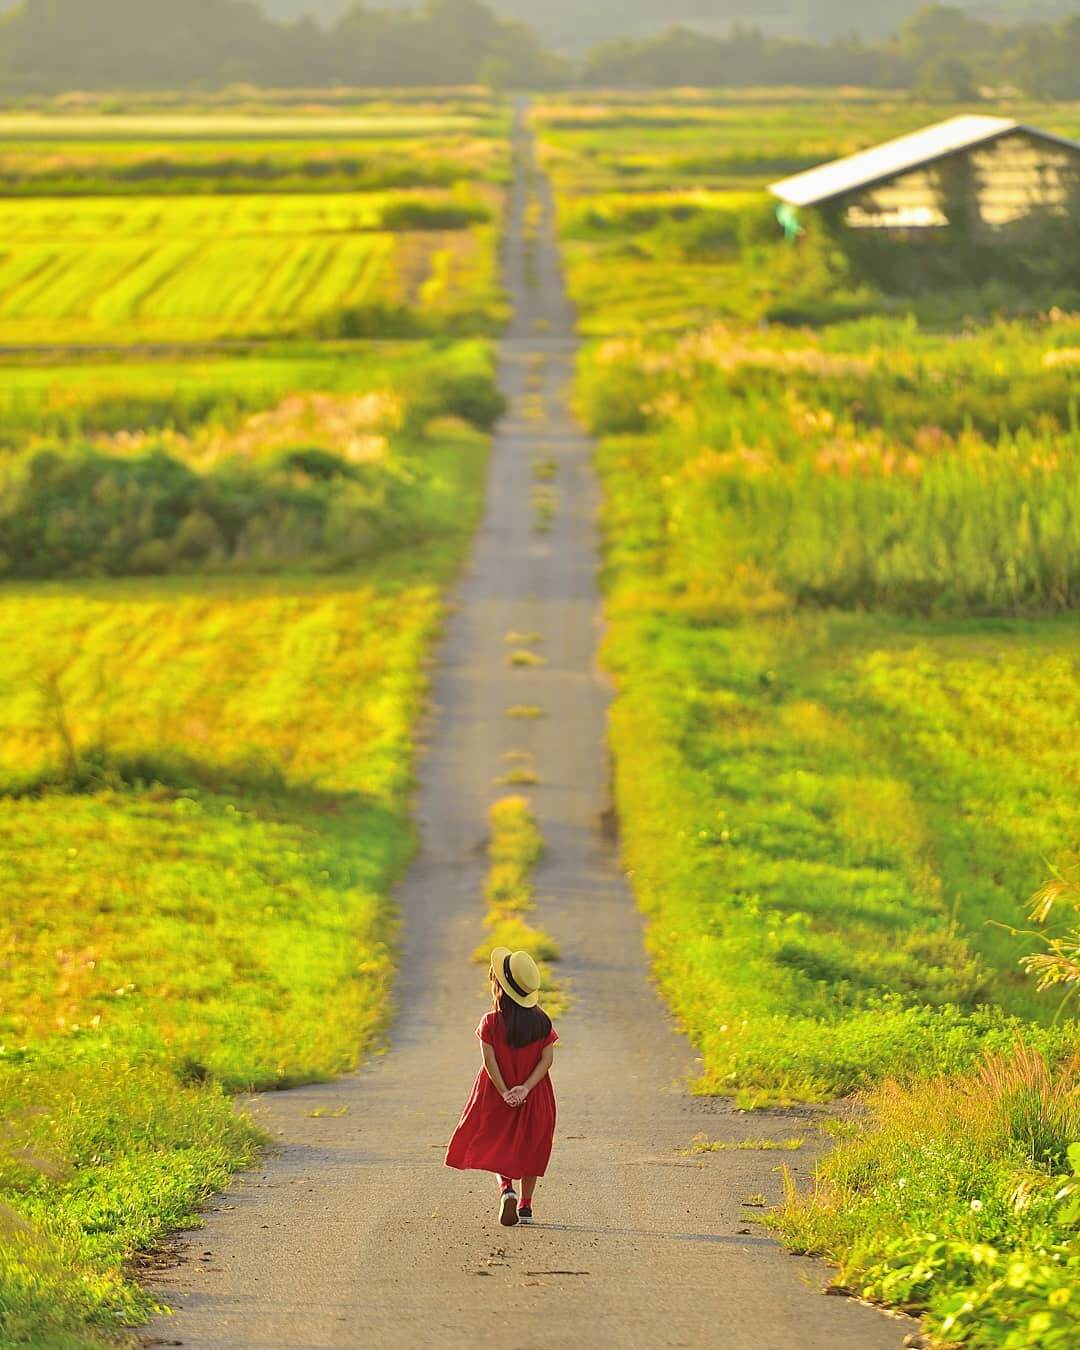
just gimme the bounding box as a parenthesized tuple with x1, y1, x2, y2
(0, 221, 502, 344)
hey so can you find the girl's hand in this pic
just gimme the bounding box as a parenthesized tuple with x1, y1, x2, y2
(501, 1088, 519, 1106)
(505, 1085, 529, 1107)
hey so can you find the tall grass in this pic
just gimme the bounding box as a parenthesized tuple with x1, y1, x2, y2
(582, 327, 1080, 617)
(0, 342, 501, 450)
(543, 90, 1080, 1345)
(0, 343, 502, 581)
(775, 1045, 1080, 1345)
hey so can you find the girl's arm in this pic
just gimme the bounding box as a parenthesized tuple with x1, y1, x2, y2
(506, 1044, 554, 1105)
(481, 1042, 513, 1100)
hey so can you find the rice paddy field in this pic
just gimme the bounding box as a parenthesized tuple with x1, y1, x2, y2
(532, 93, 1080, 1346)
(0, 191, 502, 343)
(0, 96, 507, 343)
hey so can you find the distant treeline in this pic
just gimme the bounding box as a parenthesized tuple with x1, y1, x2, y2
(584, 8, 1080, 100)
(261, 1, 1079, 55)
(0, 0, 562, 92)
(1, 0, 1079, 97)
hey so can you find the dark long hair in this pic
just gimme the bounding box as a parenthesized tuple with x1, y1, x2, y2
(496, 989, 552, 1049)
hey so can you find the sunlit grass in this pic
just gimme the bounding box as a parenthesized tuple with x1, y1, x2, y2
(555, 89, 1080, 1347)
(773, 1046, 1080, 1344)
(473, 797, 562, 1011)
(494, 765, 541, 787)
(507, 648, 546, 667)
(0, 419, 488, 1344)
(686, 1135, 805, 1154)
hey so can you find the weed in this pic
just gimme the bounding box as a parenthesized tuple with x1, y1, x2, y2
(687, 1136, 805, 1154)
(494, 766, 540, 787)
(472, 797, 562, 1011)
(507, 649, 546, 668)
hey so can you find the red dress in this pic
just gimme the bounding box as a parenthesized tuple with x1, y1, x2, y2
(445, 1011, 558, 1178)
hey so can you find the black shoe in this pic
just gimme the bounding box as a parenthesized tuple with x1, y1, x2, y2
(518, 1204, 533, 1225)
(499, 1189, 519, 1227)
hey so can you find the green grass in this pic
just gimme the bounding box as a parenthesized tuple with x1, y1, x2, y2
(0, 340, 501, 449)
(473, 796, 562, 1010)
(0, 89, 508, 1346)
(544, 89, 1080, 1346)
(0, 341, 503, 582)
(605, 604, 1080, 1104)
(0, 422, 488, 1344)
(774, 1048, 1080, 1346)
(0, 112, 496, 141)
(687, 1135, 805, 1153)
(0, 135, 504, 196)
(535, 95, 1080, 332)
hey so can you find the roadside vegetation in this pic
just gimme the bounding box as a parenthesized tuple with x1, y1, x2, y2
(536, 94, 1080, 1346)
(0, 410, 489, 1348)
(0, 94, 500, 1348)
(0, 345, 500, 579)
(476, 795, 560, 977)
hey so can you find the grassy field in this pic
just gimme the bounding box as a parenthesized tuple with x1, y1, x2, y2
(0, 97, 508, 196)
(0, 134, 505, 195)
(0, 340, 501, 448)
(0, 341, 501, 580)
(0, 426, 489, 1347)
(0, 93, 502, 1348)
(536, 92, 1080, 1345)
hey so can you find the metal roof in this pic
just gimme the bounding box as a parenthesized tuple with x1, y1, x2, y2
(768, 115, 1080, 208)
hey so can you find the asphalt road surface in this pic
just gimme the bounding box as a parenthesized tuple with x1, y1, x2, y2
(146, 105, 912, 1350)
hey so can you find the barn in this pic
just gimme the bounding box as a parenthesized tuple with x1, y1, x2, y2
(769, 115, 1080, 238)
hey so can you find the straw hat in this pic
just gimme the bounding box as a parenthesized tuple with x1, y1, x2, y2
(491, 947, 541, 1008)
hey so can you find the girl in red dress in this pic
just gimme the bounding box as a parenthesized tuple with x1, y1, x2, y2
(445, 947, 558, 1227)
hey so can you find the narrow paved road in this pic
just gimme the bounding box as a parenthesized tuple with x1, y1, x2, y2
(147, 109, 910, 1350)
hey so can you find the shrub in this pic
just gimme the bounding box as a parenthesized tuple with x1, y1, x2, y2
(378, 197, 491, 231)
(0, 434, 480, 580)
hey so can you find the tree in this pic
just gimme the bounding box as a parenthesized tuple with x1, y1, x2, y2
(915, 53, 979, 101)
(898, 4, 992, 65)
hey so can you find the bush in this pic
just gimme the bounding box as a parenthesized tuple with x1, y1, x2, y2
(378, 197, 491, 231)
(405, 363, 506, 435)
(0, 435, 477, 580)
